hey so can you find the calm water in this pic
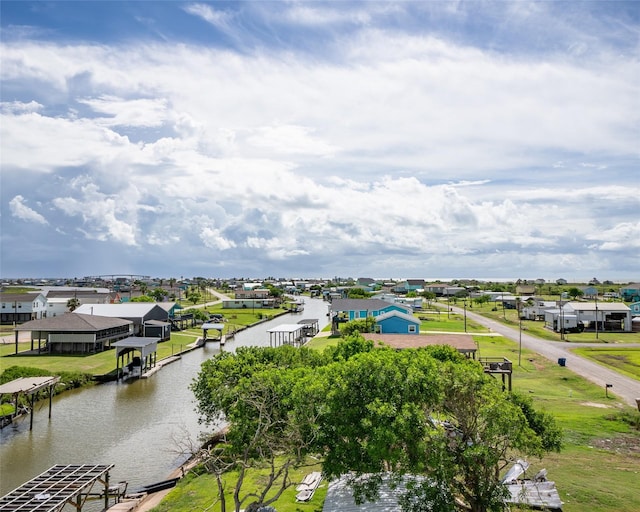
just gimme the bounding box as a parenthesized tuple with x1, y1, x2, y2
(0, 298, 330, 496)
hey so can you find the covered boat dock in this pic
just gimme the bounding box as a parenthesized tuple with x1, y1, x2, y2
(112, 337, 158, 380)
(0, 376, 60, 430)
(0, 464, 115, 512)
(267, 324, 305, 347)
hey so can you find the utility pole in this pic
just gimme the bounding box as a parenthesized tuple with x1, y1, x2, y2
(519, 316, 522, 366)
(595, 295, 599, 339)
(463, 301, 467, 333)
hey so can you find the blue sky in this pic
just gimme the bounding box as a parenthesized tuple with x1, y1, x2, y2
(1, 1, 638, 282)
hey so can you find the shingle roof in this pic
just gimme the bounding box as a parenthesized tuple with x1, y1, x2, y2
(331, 299, 411, 313)
(363, 333, 477, 352)
(0, 292, 45, 302)
(15, 313, 132, 332)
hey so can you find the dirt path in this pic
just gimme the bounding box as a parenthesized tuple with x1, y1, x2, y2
(459, 307, 640, 408)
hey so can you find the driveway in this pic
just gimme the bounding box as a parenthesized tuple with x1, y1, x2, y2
(458, 307, 640, 408)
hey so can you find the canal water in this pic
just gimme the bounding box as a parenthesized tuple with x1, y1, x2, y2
(0, 298, 330, 496)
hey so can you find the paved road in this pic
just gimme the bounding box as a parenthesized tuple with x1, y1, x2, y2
(458, 307, 640, 408)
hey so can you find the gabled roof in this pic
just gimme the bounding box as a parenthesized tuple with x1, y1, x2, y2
(374, 310, 420, 324)
(331, 299, 411, 314)
(565, 301, 630, 312)
(15, 313, 132, 332)
(0, 292, 46, 303)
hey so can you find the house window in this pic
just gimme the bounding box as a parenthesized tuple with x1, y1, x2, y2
(408, 325, 417, 333)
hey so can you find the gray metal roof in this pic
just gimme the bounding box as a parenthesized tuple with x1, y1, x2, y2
(323, 475, 411, 512)
(15, 313, 132, 332)
(0, 464, 114, 512)
(74, 303, 163, 317)
(0, 376, 60, 396)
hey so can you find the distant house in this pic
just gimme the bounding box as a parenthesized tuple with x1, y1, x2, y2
(515, 285, 536, 296)
(580, 286, 599, 299)
(222, 299, 276, 309)
(521, 300, 557, 320)
(556, 278, 568, 285)
(423, 283, 448, 296)
(0, 292, 47, 325)
(373, 310, 421, 334)
(74, 303, 169, 335)
(14, 313, 133, 354)
(628, 302, 640, 317)
(40, 288, 119, 317)
(393, 279, 425, 294)
(234, 288, 270, 299)
(620, 284, 640, 302)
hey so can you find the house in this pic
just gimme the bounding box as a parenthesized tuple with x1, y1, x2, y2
(222, 299, 276, 309)
(372, 310, 421, 334)
(423, 283, 448, 296)
(0, 292, 47, 325)
(393, 279, 425, 294)
(40, 288, 119, 317)
(14, 313, 133, 354)
(330, 299, 412, 321)
(234, 288, 270, 299)
(580, 286, 599, 299)
(330, 299, 413, 335)
(521, 300, 557, 321)
(515, 285, 536, 296)
(74, 303, 169, 335)
(620, 283, 640, 302)
(630, 302, 640, 317)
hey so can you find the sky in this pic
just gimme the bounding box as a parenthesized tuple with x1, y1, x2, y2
(1, 1, 638, 282)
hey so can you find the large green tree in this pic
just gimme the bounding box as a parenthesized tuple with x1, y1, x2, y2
(192, 341, 562, 512)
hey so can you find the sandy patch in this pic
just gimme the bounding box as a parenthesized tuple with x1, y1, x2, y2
(581, 401, 610, 408)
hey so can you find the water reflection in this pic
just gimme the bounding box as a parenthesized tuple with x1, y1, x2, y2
(1, 298, 330, 495)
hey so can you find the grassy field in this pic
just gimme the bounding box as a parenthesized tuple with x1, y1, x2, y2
(571, 347, 640, 382)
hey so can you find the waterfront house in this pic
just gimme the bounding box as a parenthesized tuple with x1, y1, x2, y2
(15, 313, 133, 354)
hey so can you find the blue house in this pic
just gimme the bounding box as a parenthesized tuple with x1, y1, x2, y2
(374, 310, 421, 334)
(630, 301, 640, 317)
(330, 299, 412, 321)
(621, 284, 640, 302)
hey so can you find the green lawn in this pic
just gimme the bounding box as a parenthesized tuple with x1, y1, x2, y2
(571, 347, 640, 381)
(153, 460, 326, 512)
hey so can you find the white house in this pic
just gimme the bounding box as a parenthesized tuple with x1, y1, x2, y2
(0, 293, 47, 324)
